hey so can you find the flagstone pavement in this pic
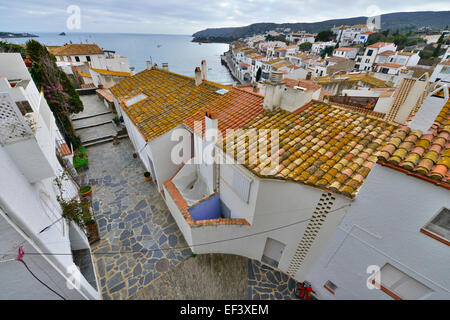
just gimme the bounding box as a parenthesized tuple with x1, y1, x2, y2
(81, 139, 299, 300)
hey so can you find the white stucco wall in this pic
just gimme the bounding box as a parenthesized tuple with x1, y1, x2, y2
(0, 147, 99, 300)
(306, 165, 450, 300)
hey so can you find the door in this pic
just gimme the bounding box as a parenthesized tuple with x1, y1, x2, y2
(262, 238, 286, 268)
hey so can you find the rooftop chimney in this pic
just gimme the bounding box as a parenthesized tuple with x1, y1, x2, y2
(195, 67, 202, 86)
(306, 71, 312, 81)
(263, 71, 285, 111)
(146, 61, 152, 70)
(162, 63, 169, 71)
(201, 60, 207, 81)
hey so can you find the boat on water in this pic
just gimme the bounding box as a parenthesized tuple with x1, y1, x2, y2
(59, 32, 66, 36)
(157, 44, 162, 48)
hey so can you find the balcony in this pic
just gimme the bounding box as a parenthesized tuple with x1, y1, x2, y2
(0, 91, 57, 182)
(163, 159, 250, 252)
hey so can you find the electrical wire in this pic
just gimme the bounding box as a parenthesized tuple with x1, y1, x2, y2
(17, 258, 67, 300)
(0, 204, 351, 258)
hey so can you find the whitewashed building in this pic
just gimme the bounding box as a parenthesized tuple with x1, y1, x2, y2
(430, 60, 450, 84)
(356, 42, 398, 72)
(110, 66, 414, 285)
(306, 85, 450, 300)
(0, 53, 100, 300)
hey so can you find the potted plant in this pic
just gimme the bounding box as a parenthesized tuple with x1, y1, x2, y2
(73, 146, 88, 171)
(59, 198, 85, 228)
(79, 185, 92, 197)
(81, 200, 100, 244)
(144, 172, 152, 182)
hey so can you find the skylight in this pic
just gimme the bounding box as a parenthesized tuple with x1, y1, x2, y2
(126, 93, 148, 106)
(215, 89, 229, 95)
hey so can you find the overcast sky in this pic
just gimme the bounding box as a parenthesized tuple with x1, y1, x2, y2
(1, 0, 450, 35)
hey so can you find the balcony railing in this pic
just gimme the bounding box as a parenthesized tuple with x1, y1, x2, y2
(0, 92, 34, 145)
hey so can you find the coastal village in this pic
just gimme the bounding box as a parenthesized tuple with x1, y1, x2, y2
(0, 20, 450, 302)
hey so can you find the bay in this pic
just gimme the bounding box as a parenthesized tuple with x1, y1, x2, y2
(6, 32, 234, 85)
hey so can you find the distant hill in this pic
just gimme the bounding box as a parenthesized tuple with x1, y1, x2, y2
(0, 32, 38, 38)
(193, 11, 450, 40)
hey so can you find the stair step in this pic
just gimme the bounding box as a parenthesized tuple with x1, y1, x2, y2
(72, 111, 112, 121)
(74, 120, 113, 130)
(82, 134, 128, 147)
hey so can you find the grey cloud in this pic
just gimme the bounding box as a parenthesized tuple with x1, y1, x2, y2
(1, 0, 450, 34)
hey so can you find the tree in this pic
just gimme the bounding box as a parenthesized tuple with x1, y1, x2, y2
(381, 29, 390, 37)
(321, 46, 335, 59)
(432, 43, 442, 58)
(298, 42, 312, 52)
(316, 30, 335, 42)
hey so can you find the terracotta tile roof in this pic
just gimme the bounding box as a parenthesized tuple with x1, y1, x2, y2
(335, 47, 357, 52)
(326, 56, 348, 63)
(78, 71, 92, 78)
(378, 102, 450, 188)
(109, 68, 231, 142)
(376, 62, 405, 69)
(222, 104, 398, 198)
(90, 68, 131, 77)
(317, 73, 387, 87)
(377, 50, 396, 57)
(184, 88, 264, 137)
(50, 44, 104, 56)
(369, 42, 395, 48)
(264, 58, 286, 65)
(397, 51, 418, 57)
(283, 78, 321, 91)
(81, 83, 96, 89)
(440, 59, 450, 66)
(96, 89, 114, 103)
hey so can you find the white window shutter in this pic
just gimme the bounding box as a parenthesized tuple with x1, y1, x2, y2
(231, 167, 252, 203)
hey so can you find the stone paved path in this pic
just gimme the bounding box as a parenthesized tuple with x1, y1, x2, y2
(248, 260, 298, 300)
(84, 140, 191, 300)
(131, 254, 248, 300)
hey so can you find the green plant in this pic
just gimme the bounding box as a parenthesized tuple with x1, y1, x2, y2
(81, 200, 94, 225)
(54, 171, 85, 228)
(80, 186, 91, 194)
(112, 116, 119, 124)
(73, 147, 88, 169)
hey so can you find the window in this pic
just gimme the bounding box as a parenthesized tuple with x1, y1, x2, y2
(324, 281, 337, 294)
(370, 264, 432, 300)
(367, 49, 374, 56)
(86, 56, 91, 62)
(75, 56, 80, 62)
(421, 208, 450, 245)
(365, 59, 371, 63)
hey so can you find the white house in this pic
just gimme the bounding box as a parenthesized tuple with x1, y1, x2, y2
(287, 33, 316, 45)
(333, 47, 359, 60)
(110, 66, 407, 285)
(356, 42, 398, 72)
(306, 86, 450, 300)
(48, 44, 133, 88)
(311, 41, 337, 55)
(0, 53, 100, 300)
(430, 60, 450, 84)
